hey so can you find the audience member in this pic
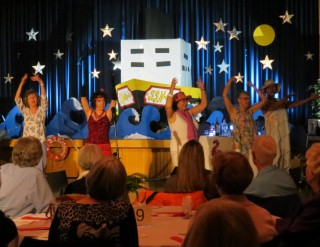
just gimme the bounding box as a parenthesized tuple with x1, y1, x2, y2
(0, 210, 19, 247)
(49, 156, 139, 247)
(164, 140, 218, 199)
(276, 143, 320, 247)
(165, 77, 207, 167)
(0, 137, 54, 218)
(182, 200, 260, 247)
(64, 144, 103, 195)
(14, 73, 48, 171)
(210, 151, 277, 244)
(245, 135, 298, 197)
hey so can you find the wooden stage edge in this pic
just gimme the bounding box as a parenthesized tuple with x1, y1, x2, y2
(0, 139, 173, 180)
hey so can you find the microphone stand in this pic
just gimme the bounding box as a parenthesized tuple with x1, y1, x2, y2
(112, 108, 120, 159)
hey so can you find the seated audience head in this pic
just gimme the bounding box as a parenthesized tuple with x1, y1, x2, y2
(86, 156, 127, 201)
(212, 151, 253, 195)
(306, 143, 320, 192)
(182, 200, 259, 247)
(0, 211, 19, 247)
(177, 140, 206, 191)
(251, 134, 277, 169)
(12, 137, 42, 168)
(78, 144, 103, 172)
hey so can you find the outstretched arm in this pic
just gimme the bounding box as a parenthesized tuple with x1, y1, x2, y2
(165, 78, 178, 122)
(30, 74, 46, 98)
(248, 81, 267, 113)
(287, 93, 320, 109)
(15, 73, 28, 100)
(223, 77, 237, 120)
(189, 77, 207, 116)
(80, 82, 91, 117)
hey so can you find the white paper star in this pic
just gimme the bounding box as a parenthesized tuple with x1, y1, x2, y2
(107, 49, 118, 60)
(91, 69, 101, 78)
(54, 49, 64, 59)
(112, 60, 121, 70)
(100, 24, 114, 38)
(228, 27, 242, 40)
(205, 65, 213, 75)
(66, 31, 73, 42)
(213, 19, 227, 32)
(213, 42, 223, 52)
(279, 10, 294, 24)
(26, 28, 39, 41)
(32, 62, 45, 75)
(260, 55, 274, 70)
(234, 72, 244, 83)
(305, 51, 314, 61)
(4, 73, 13, 83)
(217, 60, 230, 74)
(195, 36, 210, 50)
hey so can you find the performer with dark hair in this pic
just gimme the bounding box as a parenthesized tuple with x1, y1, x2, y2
(81, 83, 116, 156)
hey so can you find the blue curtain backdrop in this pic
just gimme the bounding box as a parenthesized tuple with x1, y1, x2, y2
(0, 0, 318, 125)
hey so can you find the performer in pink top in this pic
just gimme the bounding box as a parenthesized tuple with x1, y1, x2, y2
(165, 77, 207, 167)
(81, 85, 116, 156)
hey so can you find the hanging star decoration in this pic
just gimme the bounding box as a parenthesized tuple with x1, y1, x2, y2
(305, 51, 314, 61)
(101, 24, 114, 38)
(217, 60, 230, 73)
(26, 28, 39, 41)
(228, 27, 242, 40)
(260, 55, 274, 70)
(32, 62, 45, 74)
(4, 73, 14, 83)
(213, 42, 223, 52)
(91, 69, 101, 78)
(213, 18, 227, 32)
(205, 65, 213, 75)
(112, 60, 121, 70)
(234, 72, 244, 83)
(54, 49, 64, 59)
(279, 10, 294, 24)
(66, 30, 73, 42)
(195, 36, 210, 50)
(107, 49, 118, 60)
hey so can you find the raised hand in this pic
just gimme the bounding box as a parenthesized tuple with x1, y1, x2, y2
(196, 76, 205, 90)
(170, 78, 178, 90)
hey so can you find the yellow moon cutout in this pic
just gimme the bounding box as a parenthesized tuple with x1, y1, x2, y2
(253, 24, 275, 46)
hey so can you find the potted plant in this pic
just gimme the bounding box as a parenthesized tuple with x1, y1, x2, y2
(126, 173, 147, 202)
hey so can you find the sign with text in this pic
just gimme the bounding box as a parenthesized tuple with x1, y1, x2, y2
(144, 86, 180, 106)
(133, 203, 153, 226)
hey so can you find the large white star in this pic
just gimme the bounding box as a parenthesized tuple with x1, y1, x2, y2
(279, 10, 294, 24)
(26, 28, 39, 41)
(101, 24, 114, 37)
(228, 27, 242, 40)
(54, 49, 64, 59)
(205, 65, 213, 75)
(32, 62, 45, 75)
(260, 55, 274, 70)
(305, 51, 314, 61)
(107, 49, 118, 60)
(4, 73, 13, 83)
(234, 72, 244, 83)
(91, 69, 101, 78)
(112, 60, 121, 70)
(217, 60, 230, 73)
(213, 42, 223, 52)
(213, 18, 227, 32)
(195, 36, 210, 50)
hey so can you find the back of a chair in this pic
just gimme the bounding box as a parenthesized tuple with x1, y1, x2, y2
(45, 170, 68, 197)
(246, 193, 301, 218)
(135, 190, 207, 209)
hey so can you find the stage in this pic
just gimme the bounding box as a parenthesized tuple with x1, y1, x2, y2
(0, 139, 173, 180)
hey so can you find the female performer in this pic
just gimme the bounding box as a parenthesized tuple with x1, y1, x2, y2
(165, 77, 207, 167)
(81, 85, 116, 156)
(14, 73, 48, 171)
(223, 77, 267, 158)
